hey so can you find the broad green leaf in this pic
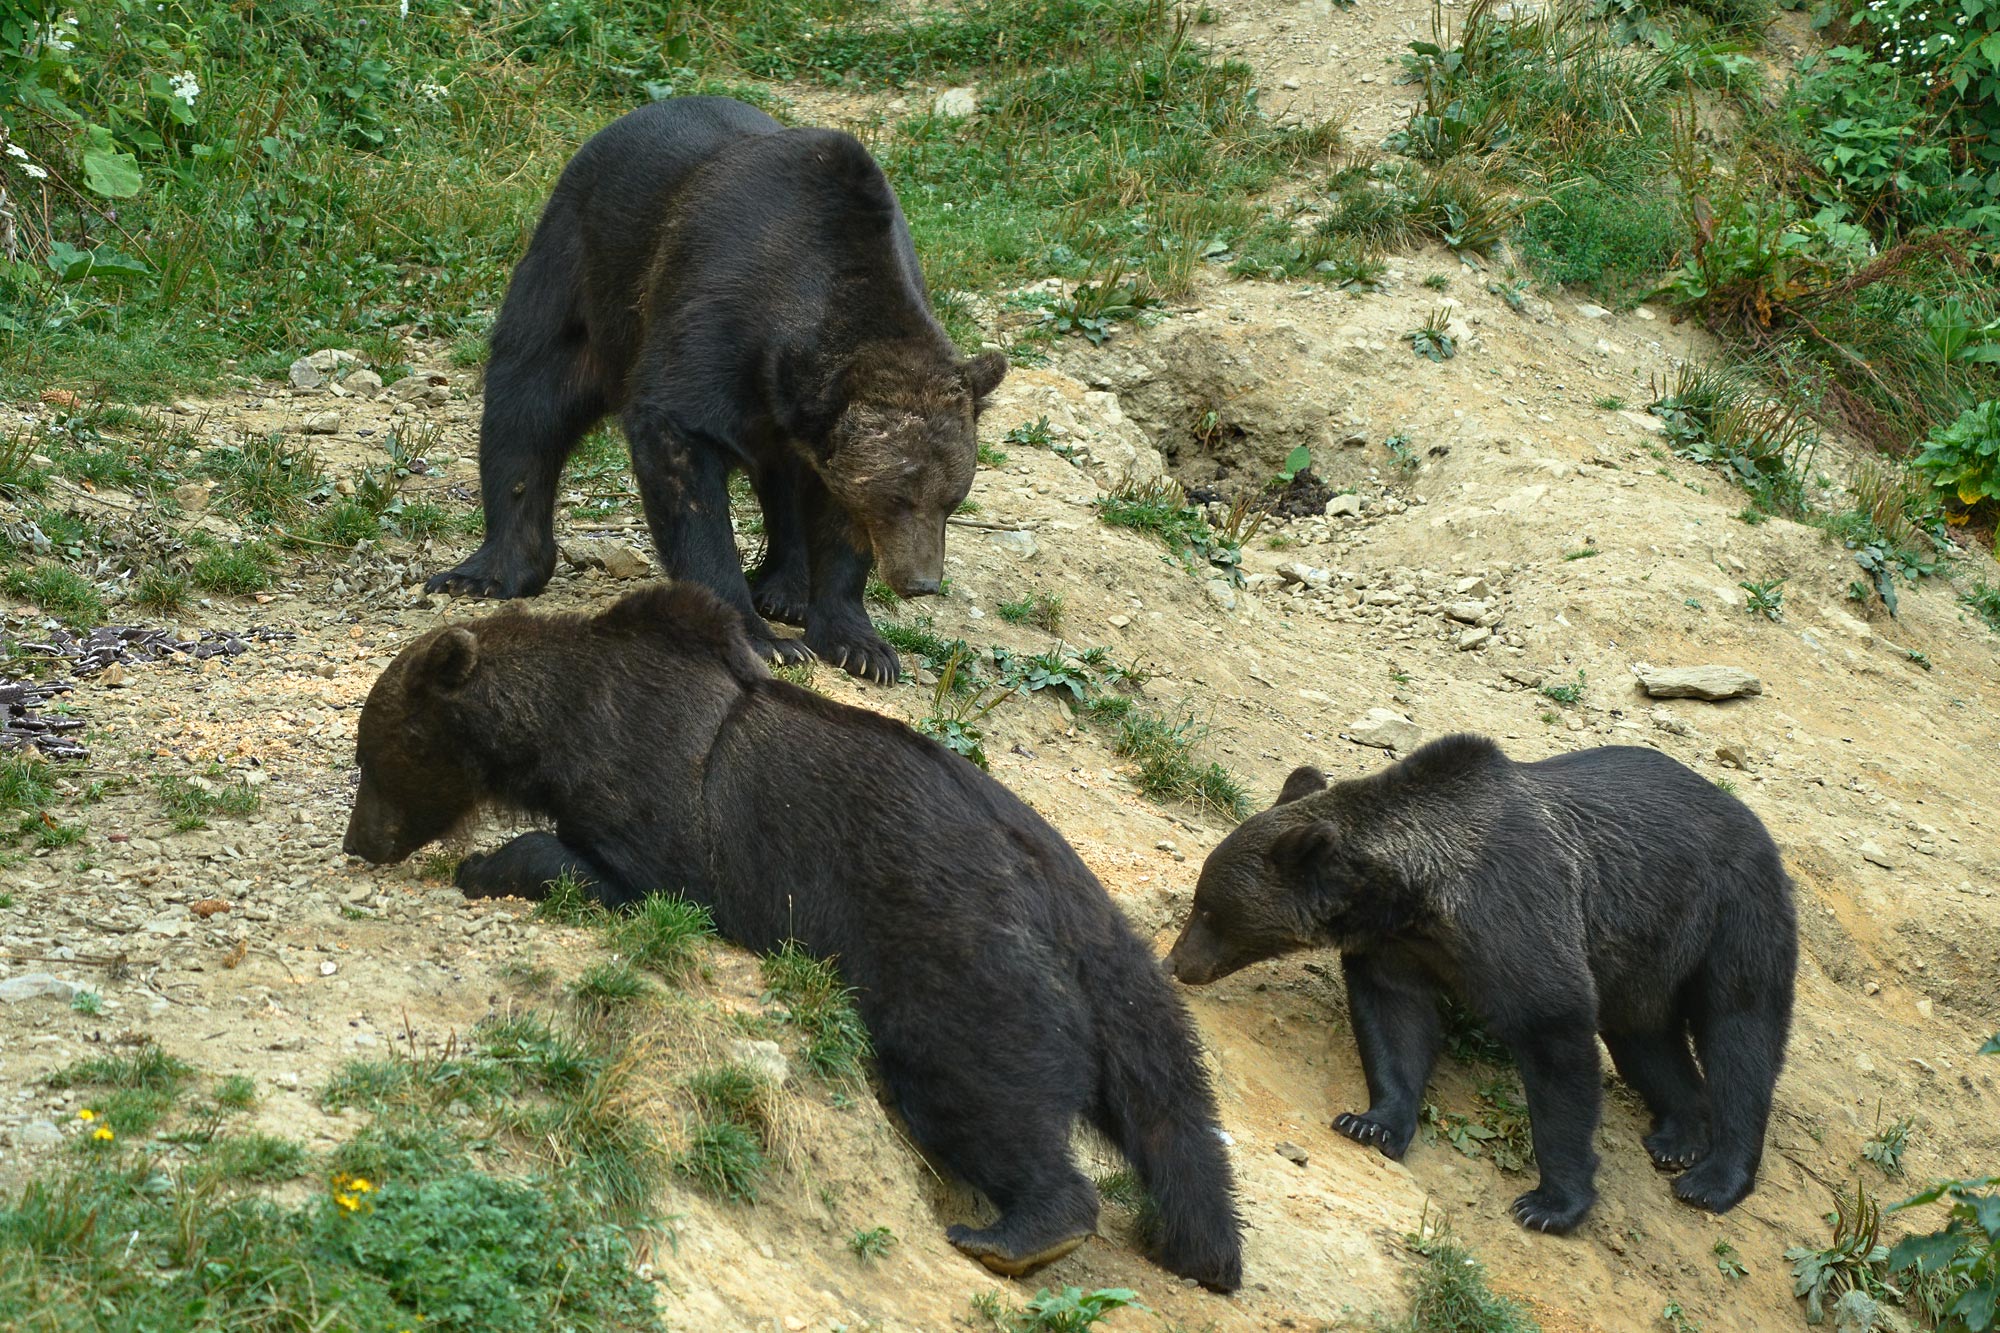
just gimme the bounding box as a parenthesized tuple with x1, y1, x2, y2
(81, 145, 141, 198)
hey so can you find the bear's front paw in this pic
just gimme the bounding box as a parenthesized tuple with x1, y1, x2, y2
(426, 543, 554, 599)
(1670, 1158, 1754, 1214)
(1510, 1186, 1594, 1234)
(750, 568, 810, 627)
(804, 621, 900, 685)
(746, 629, 816, 668)
(1333, 1111, 1413, 1160)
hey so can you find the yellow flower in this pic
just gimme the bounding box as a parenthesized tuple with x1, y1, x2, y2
(350, 1177, 374, 1194)
(92, 1127, 114, 1142)
(335, 1193, 359, 1212)
(76, 1109, 95, 1121)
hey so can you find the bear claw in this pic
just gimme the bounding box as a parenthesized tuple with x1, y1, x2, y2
(1333, 1111, 1410, 1159)
(946, 1224, 1091, 1277)
(1509, 1187, 1593, 1234)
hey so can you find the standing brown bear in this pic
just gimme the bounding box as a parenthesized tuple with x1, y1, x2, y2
(1168, 735, 1796, 1235)
(342, 583, 1243, 1292)
(427, 96, 1007, 683)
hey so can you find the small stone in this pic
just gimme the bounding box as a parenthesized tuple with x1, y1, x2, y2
(1457, 626, 1493, 651)
(1630, 664, 1762, 701)
(1863, 980, 1880, 996)
(1325, 494, 1362, 518)
(1714, 744, 1751, 769)
(726, 1039, 791, 1087)
(1618, 409, 1666, 435)
(1454, 576, 1491, 598)
(319, 961, 338, 977)
(563, 538, 652, 579)
(302, 411, 341, 435)
(1277, 561, 1332, 588)
(0, 973, 79, 1005)
(1575, 303, 1612, 319)
(1650, 709, 1692, 737)
(1344, 708, 1423, 753)
(986, 529, 1039, 560)
(342, 368, 384, 399)
(1914, 997, 1933, 1020)
(1203, 580, 1238, 612)
(933, 86, 978, 118)
(1107, 614, 1131, 629)
(174, 481, 213, 513)
(1445, 600, 1487, 624)
(99, 663, 128, 688)
(188, 898, 231, 918)
(1858, 841, 1893, 869)
(1275, 1141, 1309, 1166)
(1502, 667, 1545, 689)
(18, 1119, 63, 1148)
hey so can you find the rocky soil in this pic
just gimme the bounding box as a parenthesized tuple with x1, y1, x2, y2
(4, 0, 1998, 1329)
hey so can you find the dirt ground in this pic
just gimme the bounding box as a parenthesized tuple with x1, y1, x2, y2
(3, 0, 1997, 1329)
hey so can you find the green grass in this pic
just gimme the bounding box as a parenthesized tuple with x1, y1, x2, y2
(190, 541, 278, 596)
(612, 894, 714, 981)
(4, 0, 1333, 397)
(1963, 581, 2000, 634)
(47, 1045, 195, 1094)
(571, 961, 654, 1017)
(191, 1133, 309, 1185)
(674, 1119, 768, 1204)
(213, 1075, 257, 1111)
(1517, 174, 1680, 308)
(1396, 1229, 1541, 1333)
(998, 591, 1066, 633)
(850, 1225, 898, 1260)
(0, 757, 56, 817)
(1113, 710, 1250, 820)
(532, 871, 609, 926)
(2, 565, 105, 625)
(760, 944, 872, 1084)
(152, 770, 262, 832)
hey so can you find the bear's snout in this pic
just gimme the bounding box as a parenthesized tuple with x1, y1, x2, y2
(1166, 920, 1226, 987)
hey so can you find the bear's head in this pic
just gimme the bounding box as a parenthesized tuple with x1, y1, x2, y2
(1168, 765, 1416, 985)
(342, 625, 488, 865)
(819, 349, 1007, 597)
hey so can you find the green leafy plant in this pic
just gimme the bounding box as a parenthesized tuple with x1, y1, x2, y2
(1397, 1226, 1540, 1332)
(916, 647, 1014, 769)
(1539, 670, 1586, 705)
(1884, 1036, 2000, 1332)
(1408, 307, 1458, 361)
(1864, 1115, 1914, 1177)
(850, 1225, 897, 1261)
(1715, 1239, 1748, 1279)
(1787, 1182, 1897, 1325)
(1741, 577, 1786, 621)
(1015, 1287, 1143, 1333)
(998, 591, 1065, 632)
(1913, 401, 2000, 509)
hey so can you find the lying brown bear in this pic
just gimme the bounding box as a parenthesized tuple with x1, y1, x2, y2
(342, 583, 1243, 1291)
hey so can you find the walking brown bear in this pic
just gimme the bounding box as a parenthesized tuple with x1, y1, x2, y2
(341, 583, 1243, 1291)
(1167, 735, 1796, 1235)
(427, 96, 1007, 684)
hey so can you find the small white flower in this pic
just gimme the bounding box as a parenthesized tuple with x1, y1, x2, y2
(169, 70, 199, 105)
(4, 144, 26, 160)
(399, 0, 409, 17)
(18, 162, 49, 179)
(417, 81, 448, 101)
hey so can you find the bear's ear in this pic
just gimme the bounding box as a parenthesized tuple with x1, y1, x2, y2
(961, 350, 1008, 407)
(1274, 766, 1328, 805)
(418, 626, 479, 692)
(1268, 819, 1338, 873)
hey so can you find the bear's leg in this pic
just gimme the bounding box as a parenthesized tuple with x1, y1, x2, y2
(1604, 1027, 1711, 1170)
(1505, 1019, 1604, 1233)
(429, 261, 607, 598)
(746, 461, 810, 627)
(1335, 951, 1441, 1158)
(625, 416, 812, 666)
(1672, 989, 1787, 1213)
(800, 474, 899, 684)
(454, 832, 628, 903)
(887, 1061, 1098, 1275)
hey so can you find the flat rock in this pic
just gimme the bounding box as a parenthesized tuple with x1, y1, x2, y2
(1630, 664, 1762, 701)
(343, 368, 384, 399)
(563, 539, 652, 579)
(1203, 580, 1238, 613)
(17, 1119, 63, 1148)
(1575, 302, 1612, 319)
(1445, 600, 1487, 624)
(727, 1039, 791, 1087)
(288, 348, 360, 389)
(1275, 1141, 1309, 1166)
(301, 411, 342, 435)
(1454, 576, 1491, 598)
(1344, 707, 1423, 753)
(0, 973, 79, 1004)
(1325, 494, 1362, 518)
(986, 529, 1039, 560)
(1457, 626, 1494, 651)
(1502, 666, 1545, 688)
(1276, 561, 1332, 588)
(1858, 841, 1894, 869)
(933, 85, 978, 118)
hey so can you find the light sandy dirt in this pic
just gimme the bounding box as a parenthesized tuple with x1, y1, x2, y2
(4, 1, 1998, 1330)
